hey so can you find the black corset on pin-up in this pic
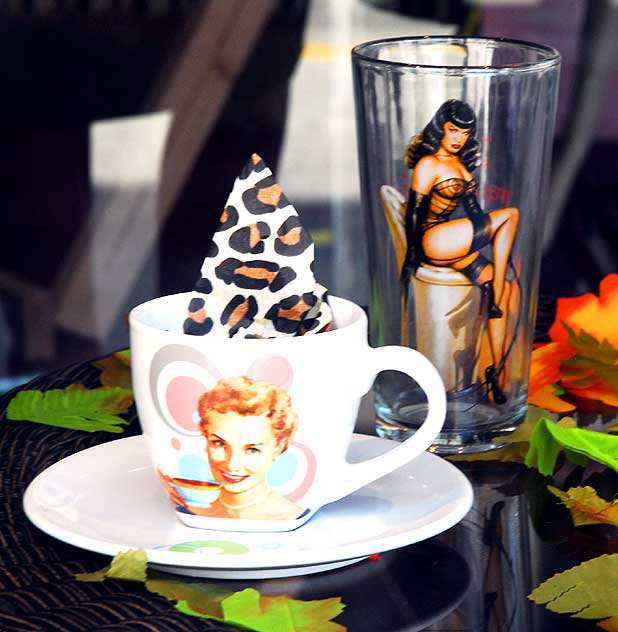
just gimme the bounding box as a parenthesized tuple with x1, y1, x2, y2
(402, 176, 492, 275)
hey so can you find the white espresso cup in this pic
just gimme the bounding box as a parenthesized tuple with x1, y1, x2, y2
(129, 293, 446, 532)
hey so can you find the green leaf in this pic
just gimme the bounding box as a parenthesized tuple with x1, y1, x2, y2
(6, 387, 133, 433)
(563, 447, 589, 468)
(222, 589, 287, 630)
(76, 550, 147, 582)
(175, 600, 226, 623)
(529, 554, 618, 619)
(526, 418, 618, 475)
(219, 588, 346, 632)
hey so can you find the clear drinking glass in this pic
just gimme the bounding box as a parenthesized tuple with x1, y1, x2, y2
(352, 37, 560, 453)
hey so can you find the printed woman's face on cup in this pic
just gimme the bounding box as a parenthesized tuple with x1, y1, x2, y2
(196, 375, 302, 520)
(203, 410, 283, 493)
(440, 122, 471, 155)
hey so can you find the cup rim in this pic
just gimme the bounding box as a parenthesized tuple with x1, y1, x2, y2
(351, 35, 560, 74)
(129, 293, 365, 342)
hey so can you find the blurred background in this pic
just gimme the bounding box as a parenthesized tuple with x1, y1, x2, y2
(0, 0, 616, 392)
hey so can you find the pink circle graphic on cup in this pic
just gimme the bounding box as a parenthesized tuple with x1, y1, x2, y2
(286, 442, 316, 502)
(266, 442, 316, 503)
(166, 376, 204, 433)
(248, 355, 293, 390)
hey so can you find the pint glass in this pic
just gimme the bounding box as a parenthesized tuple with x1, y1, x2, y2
(352, 37, 560, 452)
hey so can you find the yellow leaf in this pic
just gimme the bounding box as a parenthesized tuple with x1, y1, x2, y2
(548, 486, 618, 526)
(107, 549, 147, 581)
(75, 567, 110, 582)
(147, 579, 229, 619)
(76, 550, 147, 582)
(529, 554, 618, 618)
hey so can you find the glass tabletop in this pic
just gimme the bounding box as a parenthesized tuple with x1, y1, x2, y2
(1, 352, 616, 631)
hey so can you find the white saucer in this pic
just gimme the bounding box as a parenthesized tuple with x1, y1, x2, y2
(23, 434, 473, 579)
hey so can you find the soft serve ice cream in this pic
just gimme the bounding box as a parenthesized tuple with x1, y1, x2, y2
(183, 154, 333, 338)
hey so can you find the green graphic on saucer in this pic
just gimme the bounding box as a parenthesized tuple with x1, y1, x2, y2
(167, 540, 249, 555)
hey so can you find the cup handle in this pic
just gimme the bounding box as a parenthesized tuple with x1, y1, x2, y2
(322, 345, 446, 505)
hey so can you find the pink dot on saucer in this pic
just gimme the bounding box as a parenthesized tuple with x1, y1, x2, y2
(166, 376, 204, 433)
(249, 356, 293, 389)
(171, 437, 181, 451)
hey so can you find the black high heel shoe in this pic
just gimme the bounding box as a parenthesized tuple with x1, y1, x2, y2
(480, 281, 503, 319)
(485, 365, 507, 404)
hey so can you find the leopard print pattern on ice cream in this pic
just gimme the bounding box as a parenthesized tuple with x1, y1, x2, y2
(183, 154, 332, 338)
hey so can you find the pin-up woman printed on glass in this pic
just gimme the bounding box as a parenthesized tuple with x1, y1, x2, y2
(400, 99, 519, 404)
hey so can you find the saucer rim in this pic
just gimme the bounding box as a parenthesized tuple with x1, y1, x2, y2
(23, 434, 473, 571)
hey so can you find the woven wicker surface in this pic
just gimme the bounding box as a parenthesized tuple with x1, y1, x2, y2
(0, 359, 243, 632)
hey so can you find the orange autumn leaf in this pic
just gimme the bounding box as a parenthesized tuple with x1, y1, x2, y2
(569, 384, 618, 408)
(94, 353, 133, 389)
(533, 274, 618, 410)
(528, 384, 575, 412)
(560, 363, 599, 390)
(559, 361, 618, 406)
(528, 342, 575, 412)
(598, 616, 618, 631)
(528, 342, 575, 395)
(548, 486, 618, 526)
(549, 274, 618, 347)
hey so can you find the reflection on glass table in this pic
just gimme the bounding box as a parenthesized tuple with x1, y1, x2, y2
(3, 275, 618, 630)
